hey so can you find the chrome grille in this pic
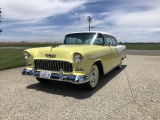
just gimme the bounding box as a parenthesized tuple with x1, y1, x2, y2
(34, 60, 73, 72)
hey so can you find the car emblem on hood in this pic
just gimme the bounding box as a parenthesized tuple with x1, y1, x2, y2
(45, 54, 56, 58)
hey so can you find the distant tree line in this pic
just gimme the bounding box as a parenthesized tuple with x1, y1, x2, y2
(123, 42, 160, 44)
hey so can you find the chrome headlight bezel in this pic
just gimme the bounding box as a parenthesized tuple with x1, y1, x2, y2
(24, 52, 30, 60)
(74, 53, 83, 63)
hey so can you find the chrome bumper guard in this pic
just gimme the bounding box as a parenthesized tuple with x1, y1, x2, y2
(22, 68, 90, 84)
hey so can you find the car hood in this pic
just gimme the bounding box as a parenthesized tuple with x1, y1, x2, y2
(53, 44, 99, 51)
(25, 44, 103, 61)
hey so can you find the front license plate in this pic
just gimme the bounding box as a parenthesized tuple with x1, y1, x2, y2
(40, 71, 52, 79)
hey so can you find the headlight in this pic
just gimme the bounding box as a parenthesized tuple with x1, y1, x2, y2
(74, 53, 83, 63)
(24, 52, 30, 59)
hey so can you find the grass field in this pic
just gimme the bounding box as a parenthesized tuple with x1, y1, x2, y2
(124, 43, 160, 50)
(0, 49, 25, 70)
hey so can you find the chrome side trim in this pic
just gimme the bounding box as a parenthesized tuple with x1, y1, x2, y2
(86, 52, 111, 59)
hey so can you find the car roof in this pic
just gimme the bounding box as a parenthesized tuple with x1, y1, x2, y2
(67, 31, 115, 37)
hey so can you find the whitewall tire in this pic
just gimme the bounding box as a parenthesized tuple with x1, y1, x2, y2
(86, 64, 99, 90)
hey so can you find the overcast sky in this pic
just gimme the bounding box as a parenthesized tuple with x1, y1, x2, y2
(0, 0, 160, 43)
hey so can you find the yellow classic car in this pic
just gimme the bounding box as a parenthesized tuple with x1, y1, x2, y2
(22, 31, 126, 89)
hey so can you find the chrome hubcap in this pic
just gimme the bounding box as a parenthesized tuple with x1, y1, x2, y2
(90, 65, 99, 88)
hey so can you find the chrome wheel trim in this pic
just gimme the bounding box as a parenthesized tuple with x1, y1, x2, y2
(89, 65, 99, 88)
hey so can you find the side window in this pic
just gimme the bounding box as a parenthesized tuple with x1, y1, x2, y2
(105, 36, 112, 45)
(111, 37, 117, 46)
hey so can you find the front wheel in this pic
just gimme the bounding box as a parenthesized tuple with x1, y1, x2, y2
(86, 64, 99, 90)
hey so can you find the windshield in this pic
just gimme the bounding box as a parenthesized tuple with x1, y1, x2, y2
(64, 33, 104, 46)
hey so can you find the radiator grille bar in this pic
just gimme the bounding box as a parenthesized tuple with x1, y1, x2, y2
(34, 60, 73, 72)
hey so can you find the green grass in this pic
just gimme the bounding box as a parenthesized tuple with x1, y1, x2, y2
(124, 43, 160, 50)
(0, 49, 25, 70)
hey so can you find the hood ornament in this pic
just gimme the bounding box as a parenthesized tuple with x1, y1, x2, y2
(45, 54, 56, 58)
(50, 46, 54, 52)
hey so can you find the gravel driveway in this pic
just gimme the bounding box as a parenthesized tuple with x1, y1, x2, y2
(0, 55, 160, 120)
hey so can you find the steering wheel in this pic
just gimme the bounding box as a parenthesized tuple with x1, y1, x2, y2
(93, 40, 103, 45)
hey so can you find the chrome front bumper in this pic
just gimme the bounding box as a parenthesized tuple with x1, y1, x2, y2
(22, 68, 90, 84)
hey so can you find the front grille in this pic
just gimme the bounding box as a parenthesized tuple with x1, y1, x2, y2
(34, 60, 73, 72)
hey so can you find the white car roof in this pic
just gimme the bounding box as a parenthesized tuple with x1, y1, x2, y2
(67, 31, 115, 37)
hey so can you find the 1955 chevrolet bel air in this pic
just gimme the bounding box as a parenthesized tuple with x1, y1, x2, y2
(22, 31, 126, 89)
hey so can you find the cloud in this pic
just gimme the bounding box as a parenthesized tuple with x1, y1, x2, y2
(0, 0, 87, 21)
(1, 0, 160, 42)
(145, 28, 160, 33)
(107, 9, 160, 27)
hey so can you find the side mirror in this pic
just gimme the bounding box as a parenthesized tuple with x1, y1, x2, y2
(119, 42, 122, 45)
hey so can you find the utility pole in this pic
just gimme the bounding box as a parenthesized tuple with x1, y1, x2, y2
(0, 8, 2, 35)
(87, 16, 92, 31)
